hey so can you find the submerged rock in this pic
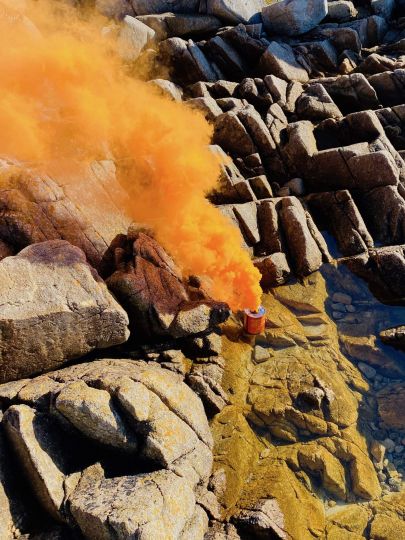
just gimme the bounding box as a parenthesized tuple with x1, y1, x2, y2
(377, 383, 405, 429)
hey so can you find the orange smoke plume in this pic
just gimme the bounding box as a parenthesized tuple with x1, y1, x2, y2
(0, 0, 262, 310)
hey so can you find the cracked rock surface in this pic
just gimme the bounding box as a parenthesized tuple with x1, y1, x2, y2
(0, 359, 214, 539)
(0, 241, 129, 383)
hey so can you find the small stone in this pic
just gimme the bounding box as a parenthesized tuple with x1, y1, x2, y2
(254, 345, 272, 364)
(328, 500, 337, 508)
(346, 304, 356, 313)
(284, 177, 305, 196)
(383, 438, 396, 452)
(333, 311, 345, 320)
(332, 292, 352, 304)
(377, 471, 387, 482)
(358, 362, 377, 379)
(395, 445, 404, 454)
(374, 461, 383, 471)
(388, 478, 401, 491)
(332, 302, 346, 312)
(371, 440, 386, 462)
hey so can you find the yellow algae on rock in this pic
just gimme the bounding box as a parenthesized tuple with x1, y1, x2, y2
(212, 271, 390, 539)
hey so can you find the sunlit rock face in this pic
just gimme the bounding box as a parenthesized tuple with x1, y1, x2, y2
(0, 360, 214, 539)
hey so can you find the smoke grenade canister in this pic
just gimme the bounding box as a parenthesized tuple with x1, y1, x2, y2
(243, 306, 266, 335)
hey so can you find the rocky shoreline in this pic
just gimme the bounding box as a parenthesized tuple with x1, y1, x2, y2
(1, 0, 405, 539)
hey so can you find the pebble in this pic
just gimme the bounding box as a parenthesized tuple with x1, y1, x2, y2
(388, 478, 402, 491)
(332, 311, 345, 320)
(332, 292, 352, 305)
(332, 302, 346, 312)
(285, 177, 305, 196)
(341, 314, 360, 324)
(377, 471, 387, 482)
(254, 345, 272, 364)
(345, 304, 356, 313)
(328, 500, 337, 508)
(395, 445, 404, 454)
(383, 439, 396, 452)
(371, 441, 385, 462)
(358, 362, 376, 379)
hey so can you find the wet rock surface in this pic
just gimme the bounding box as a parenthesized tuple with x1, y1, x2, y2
(211, 272, 405, 539)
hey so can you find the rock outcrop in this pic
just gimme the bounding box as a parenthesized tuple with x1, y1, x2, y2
(107, 231, 230, 342)
(377, 383, 405, 429)
(0, 359, 214, 539)
(0, 160, 131, 276)
(262, 0, 328, 37)
(2, 1, 405, 539)
(0, 241, 129, 383)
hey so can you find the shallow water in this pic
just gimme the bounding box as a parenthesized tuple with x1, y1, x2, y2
(213, 263, 405, 538)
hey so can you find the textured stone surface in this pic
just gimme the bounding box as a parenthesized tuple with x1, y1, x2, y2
(107, 232, 229, 341)
(206, 0, 265, 24)
(377, 383, 405, 429)
(117, 15, 155, 61)
(210, 274, 385, 539)
(279, 197, 323, 275)
(0, 359, 215, 538)
(262, 0, 328, 36)
(0, 160, 131, 274)
(260, 41, 309, 83)
(70, 465, 200, 539)
(0, 241, 129, 383)
(138, 13, 222, 40)
(3, 405, 69, 520)
(55, 381, 138, 451)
